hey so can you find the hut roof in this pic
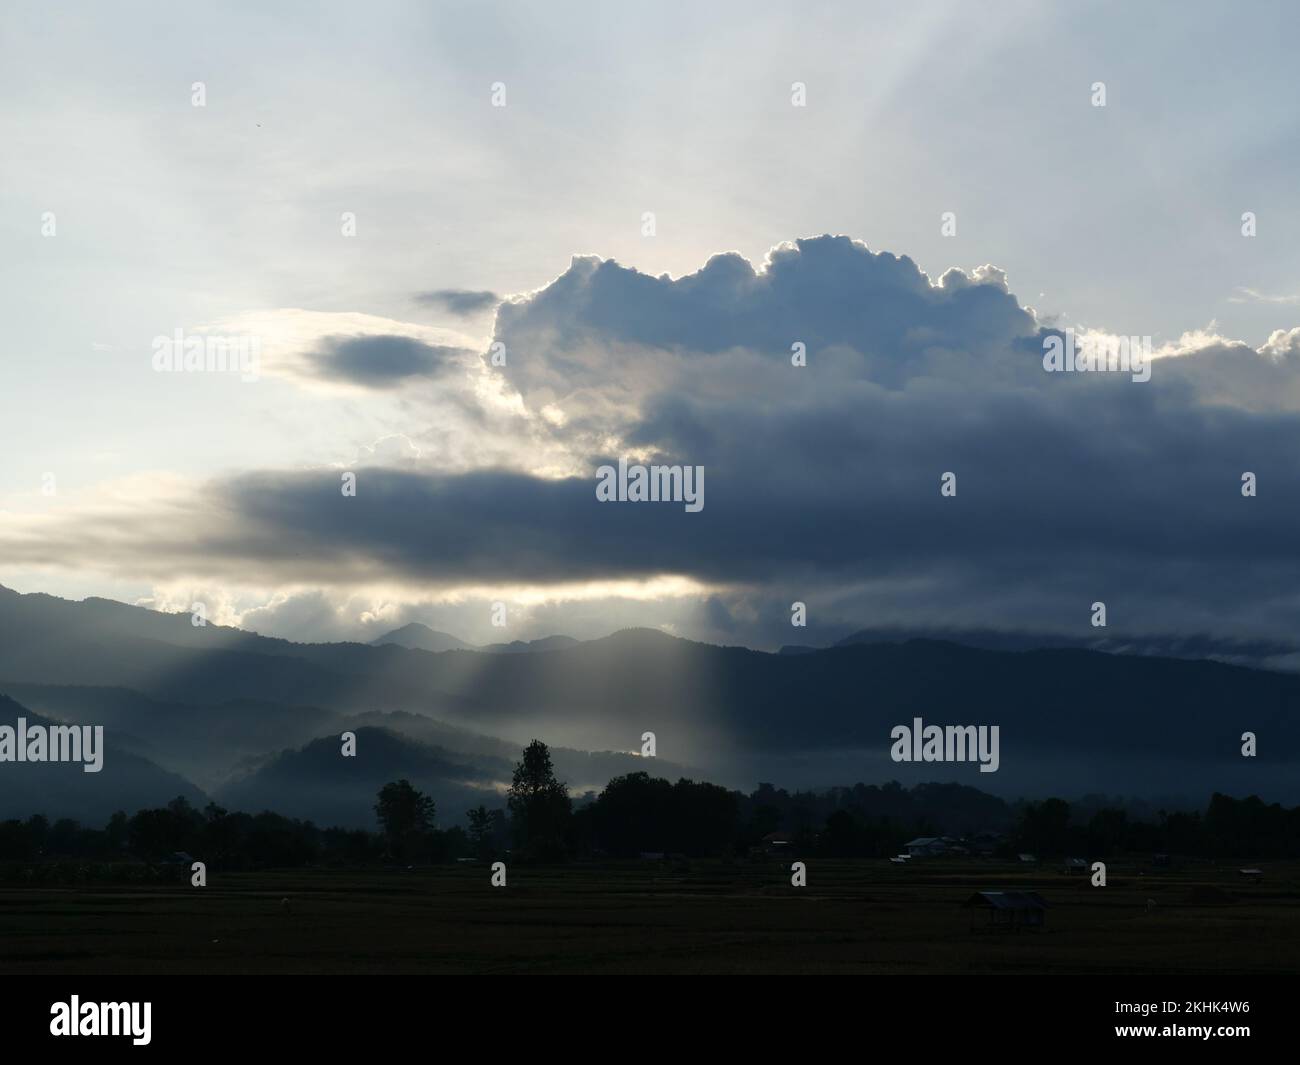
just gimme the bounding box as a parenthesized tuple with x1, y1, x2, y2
(963, 890, 1047, 911)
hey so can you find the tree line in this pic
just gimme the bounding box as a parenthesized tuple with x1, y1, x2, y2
(3, 739, 1299, 873)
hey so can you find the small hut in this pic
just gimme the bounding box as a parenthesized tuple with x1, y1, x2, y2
(963, 890, 1047, 932)
(760, 831, 794, 856)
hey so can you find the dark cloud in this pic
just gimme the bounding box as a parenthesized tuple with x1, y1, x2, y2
(232, 240, 1300, 643)
(10, 235, 1300, 651)
(310, 334, 470, 387)
(414, 289, 500, 315)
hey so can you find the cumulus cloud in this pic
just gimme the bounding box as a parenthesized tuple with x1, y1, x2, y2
(6, 235, 1300, 650)
(1260, 327, 1300, 359)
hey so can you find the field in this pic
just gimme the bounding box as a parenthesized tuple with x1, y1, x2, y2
(1, 857, 1297, 975)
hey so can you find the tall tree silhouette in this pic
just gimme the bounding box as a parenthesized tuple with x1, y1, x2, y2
(507, 740, 571, 859)
(374, 779, 435, 860)
(466, 804, 494, 858)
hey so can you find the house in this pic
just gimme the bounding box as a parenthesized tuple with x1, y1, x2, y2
(905, 837, 947, 857)
(963, 890, 1048, 932)
(760, 831, 794, 856)
(1238, 868, 1264, 882)
(1063, 857, 1088, 875)
(1017, 853, 1037, 864)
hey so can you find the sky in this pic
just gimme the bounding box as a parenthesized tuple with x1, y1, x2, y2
(2, 0, 1300, 651)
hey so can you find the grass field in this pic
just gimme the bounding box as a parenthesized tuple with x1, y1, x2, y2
(1, 857, 1296, 974)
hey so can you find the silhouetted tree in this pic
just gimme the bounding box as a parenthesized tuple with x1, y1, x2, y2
(26, 814, 49, 854)
(467, 805, 494, 858)
(128, 796, 203, 859)
(589, 773, 739, 857)
(507, 740, 571, 859)
(1086, 807, 1129, 857)
(671, 778, 739, 856)
(105, 810, 129, 853)
(592, 772, 673, 855)
(1016, 798, 1073, 857)
(374, 779, 436, 861)
(820, 809, 861, 857)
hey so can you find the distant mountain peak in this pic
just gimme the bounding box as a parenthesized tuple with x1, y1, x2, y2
(370, 624, 581, 655)
(370, 622, 473, 653)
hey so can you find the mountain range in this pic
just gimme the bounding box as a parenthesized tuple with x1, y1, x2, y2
(1, 583, 1297, 826)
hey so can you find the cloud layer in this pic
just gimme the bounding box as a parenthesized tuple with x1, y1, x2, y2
(6, 235, 1300, 651)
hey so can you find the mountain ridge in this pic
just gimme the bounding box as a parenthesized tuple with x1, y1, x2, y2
(3, 585, 1299, 806)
